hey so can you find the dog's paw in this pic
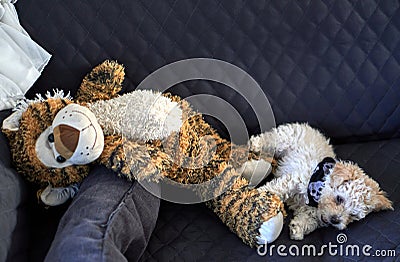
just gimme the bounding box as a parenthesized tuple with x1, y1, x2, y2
(289, 221, 305, 240)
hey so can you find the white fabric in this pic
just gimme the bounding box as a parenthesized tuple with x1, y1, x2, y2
(0, 0, 51, 110)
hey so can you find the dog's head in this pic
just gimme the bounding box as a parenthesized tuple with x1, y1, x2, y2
(317, 161, 393, 230)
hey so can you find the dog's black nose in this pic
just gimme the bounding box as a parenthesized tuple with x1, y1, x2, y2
(330, 215, 341, 225)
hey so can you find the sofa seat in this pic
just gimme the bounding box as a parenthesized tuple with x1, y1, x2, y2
(1, 0, 399, 260)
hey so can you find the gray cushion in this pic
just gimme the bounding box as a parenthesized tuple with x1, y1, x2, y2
(45, 166, 160, 262)
(0, 110, 29, 262)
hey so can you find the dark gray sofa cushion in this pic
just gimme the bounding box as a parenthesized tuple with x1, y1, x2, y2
(0, 110, 29, 262)
(18, 0, 400, 143)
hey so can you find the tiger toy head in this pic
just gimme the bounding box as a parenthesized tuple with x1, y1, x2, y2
(1, 60, 124, 199)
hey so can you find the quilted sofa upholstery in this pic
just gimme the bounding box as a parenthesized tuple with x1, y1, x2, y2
(1, 0, 399, 261)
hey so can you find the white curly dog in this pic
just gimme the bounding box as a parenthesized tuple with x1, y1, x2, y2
(247, 123, 393, 241)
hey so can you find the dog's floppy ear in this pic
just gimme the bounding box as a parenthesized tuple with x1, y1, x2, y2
(370, 190, 393, 212)
(365, 175, 393, 212)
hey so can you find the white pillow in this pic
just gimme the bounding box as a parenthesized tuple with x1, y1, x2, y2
(0, 0, 51, 111)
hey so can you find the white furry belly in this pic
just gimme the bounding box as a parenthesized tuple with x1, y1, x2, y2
(88, 90, 182, 141)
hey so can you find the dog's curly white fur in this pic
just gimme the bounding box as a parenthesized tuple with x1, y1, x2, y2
(249, 123, 393, 240)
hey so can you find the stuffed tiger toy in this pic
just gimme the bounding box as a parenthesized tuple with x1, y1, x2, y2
(2, 60, 285, 247)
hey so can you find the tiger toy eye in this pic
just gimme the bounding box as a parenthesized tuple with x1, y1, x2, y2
(56, 155, 66, 163)
(48, 133, 54, 143)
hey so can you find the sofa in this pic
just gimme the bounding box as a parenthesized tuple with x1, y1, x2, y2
(1, 0, 399, 261)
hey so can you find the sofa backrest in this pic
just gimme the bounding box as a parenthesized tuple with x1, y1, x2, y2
(19, 0, 400, 143)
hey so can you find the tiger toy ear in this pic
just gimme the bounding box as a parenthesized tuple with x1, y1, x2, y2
(2, 110, 21, 142)
(2, 110, 21, 132)
(75, 60, 125, 104)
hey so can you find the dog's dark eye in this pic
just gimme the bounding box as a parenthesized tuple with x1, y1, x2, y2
(48, 133, 54, 143)
(336, 195, 344, 204)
